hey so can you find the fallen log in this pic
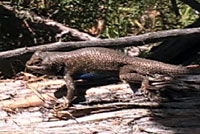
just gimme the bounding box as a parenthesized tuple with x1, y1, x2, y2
(0, 73, 200, 134)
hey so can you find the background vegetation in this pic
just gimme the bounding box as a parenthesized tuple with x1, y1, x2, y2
(0, 0, 199, 51)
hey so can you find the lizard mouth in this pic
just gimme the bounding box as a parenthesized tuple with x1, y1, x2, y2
(26, 65, 47, 72)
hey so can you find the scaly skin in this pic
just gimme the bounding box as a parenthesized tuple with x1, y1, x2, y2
(26, 47, 199, 107)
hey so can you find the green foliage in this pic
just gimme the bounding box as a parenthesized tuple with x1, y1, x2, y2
(56, 0, 199, 38)
(178, 2, 199, 27)
(6, 0, 200, 39)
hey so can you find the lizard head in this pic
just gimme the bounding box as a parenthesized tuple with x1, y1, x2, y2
(26, 50, 64, 75)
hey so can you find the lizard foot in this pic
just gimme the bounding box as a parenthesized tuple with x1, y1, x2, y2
(136, 78, 152, 98)
(43, 97, 70, 110)
(140, 78, 150, 92)
(53, 97, 70, 111)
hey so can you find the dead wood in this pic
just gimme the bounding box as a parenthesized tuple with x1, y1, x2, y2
(1, 27, 200, 59)
(1, 73, 200, 133)
(2, 4, 99, 41)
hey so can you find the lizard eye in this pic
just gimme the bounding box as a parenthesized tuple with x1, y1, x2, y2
(34, 60, 41, 65)
(26, 58, 41, 66)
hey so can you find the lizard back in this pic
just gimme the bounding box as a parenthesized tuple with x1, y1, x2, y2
(60, 47, 199, 75)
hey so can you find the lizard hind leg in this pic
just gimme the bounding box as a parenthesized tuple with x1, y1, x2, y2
(119, 65, 150, 94)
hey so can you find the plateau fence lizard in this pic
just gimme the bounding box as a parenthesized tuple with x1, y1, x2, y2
(26, 47, 199, 108)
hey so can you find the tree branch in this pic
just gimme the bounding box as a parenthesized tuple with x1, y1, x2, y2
(2, 4, 99, 41)
(0, 27, 200, 59)
(180, 0, 200, 12)
(171, 0, 180, 16)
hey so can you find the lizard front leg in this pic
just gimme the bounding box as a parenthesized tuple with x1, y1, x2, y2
(119, 65, 150, 92)
(54, 72, 76, 110)
(64, 72, 76, 107)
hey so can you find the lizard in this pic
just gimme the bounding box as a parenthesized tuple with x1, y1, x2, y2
(26, 47, 199, 108)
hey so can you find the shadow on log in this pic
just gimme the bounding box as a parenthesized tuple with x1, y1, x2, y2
(150, 18, 200, 65)
(0, 53, 32, 78)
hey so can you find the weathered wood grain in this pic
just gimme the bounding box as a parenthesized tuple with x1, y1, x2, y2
(0, 74, 200, 134)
